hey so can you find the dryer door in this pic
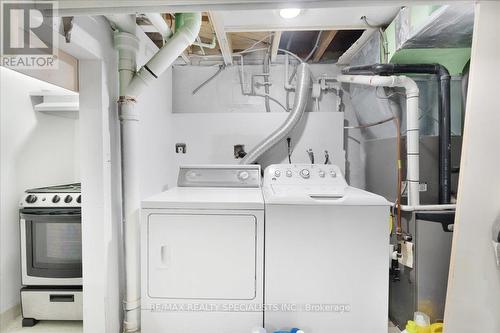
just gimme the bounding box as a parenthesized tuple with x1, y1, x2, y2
(147, 213, 257, 300)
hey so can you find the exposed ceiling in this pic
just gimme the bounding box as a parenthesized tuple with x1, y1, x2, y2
(136, 6, 400, 65)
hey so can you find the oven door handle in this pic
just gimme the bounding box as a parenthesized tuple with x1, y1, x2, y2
(20, 212, 81, 219)
(50, 294, 75, 303)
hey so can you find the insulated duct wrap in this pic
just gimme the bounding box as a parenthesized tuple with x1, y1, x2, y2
(394, 4, 474, 50)
(240, 63, 311, 164)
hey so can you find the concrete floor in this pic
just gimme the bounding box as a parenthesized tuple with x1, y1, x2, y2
(2, 317, 82, 333)
(2, 317, 401, 333)
(389, 320, 402, 333)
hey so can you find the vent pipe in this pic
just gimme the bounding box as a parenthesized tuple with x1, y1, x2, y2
(337, 74, 421, 206)
(108, 12, 201, 333)
(240, 63, 311, 165)
(342, 64, 452, 204)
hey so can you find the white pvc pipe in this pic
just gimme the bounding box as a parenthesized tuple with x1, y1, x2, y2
(119, 101, 141, 333)
(108, 12, 202, 333)
(336, 74, 420, 206)
(125, 12, 201, 98)
(105, 14, 136, 34)
(400, 204, 456, 212)
(145, 13, 172, 42)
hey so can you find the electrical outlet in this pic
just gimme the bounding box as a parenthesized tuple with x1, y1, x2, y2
(175, 143, 186, 154)
(234, 144, 247, 159)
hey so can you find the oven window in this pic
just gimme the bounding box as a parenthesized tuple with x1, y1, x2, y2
(33, 222, 82, 268)
(24, 211, 82, 279)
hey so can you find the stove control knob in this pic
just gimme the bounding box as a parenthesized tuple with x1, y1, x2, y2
(25, 195, 37, 204)
(274, 170, 281, 177)
(64, 195, 73, 203)
(286, 170, 293, 177)
(300, 169, 310, 179)
(330, 170, 337, 178)
(319, 170, 326, 178)
(238, 171, 249, 181)
(76, 195, 81, 204)
(52, 195, 61, 203)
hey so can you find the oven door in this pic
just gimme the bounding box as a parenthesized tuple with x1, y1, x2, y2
(20, 208, 82, 286)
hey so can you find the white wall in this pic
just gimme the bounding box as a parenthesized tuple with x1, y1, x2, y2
(0, 68, 80, 314)
(166, 112, 345, 186)
(444, 2, 500, 332)
(173, 63, 340, 114)
(170, 63, 364, 189)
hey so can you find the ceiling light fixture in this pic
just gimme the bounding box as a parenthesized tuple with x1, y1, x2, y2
(279, 8, 301, 19)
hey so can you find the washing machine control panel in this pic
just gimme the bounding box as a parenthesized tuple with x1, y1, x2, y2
(263, 164, 348, 198)
(178, 165, 261, 188)
(264, 164, 344, 183)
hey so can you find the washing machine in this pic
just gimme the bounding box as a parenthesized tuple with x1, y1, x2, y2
(141, 165, 264, 333)
(263, 164, 390, 333)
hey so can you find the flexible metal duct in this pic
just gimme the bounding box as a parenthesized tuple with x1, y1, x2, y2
(240, 63, 311, 164)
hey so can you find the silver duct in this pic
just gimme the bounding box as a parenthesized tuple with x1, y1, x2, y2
(240, 63, 311, 164)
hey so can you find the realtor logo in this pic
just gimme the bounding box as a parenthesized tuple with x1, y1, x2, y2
(1, 1, 58, 68)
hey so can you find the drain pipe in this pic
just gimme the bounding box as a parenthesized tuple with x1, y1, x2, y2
(263, 50, 271, 112)
(337, 74, 420, 206)
(145, 13, 173, 43)
(109, 12, 201, 333)
(240, 63, 311, 164)
(342, 64, 452, 204)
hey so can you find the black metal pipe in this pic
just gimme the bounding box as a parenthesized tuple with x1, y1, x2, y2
(342, 63, 452, 204)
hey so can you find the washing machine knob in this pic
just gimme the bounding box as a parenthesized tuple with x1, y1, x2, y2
(300, 169, 310, 179)
(238, 171, 249, 181)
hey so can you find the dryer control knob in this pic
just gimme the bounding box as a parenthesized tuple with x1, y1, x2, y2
(238, 171, 249, 181)
(300, 169, 310, 179)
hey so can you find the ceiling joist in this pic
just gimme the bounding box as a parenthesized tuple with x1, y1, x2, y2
(270, 31, 281, 63)
(208, 11, 233, 65)
(312, 30, 338, 62)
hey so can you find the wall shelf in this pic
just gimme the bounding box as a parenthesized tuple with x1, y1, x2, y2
(30, 90, 79, 119)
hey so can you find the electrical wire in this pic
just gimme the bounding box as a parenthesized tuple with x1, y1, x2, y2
(304, 31, 323, 62)
(361, 16, 389, 63)
(192, 64, 225, 94)
(344, 116, 395, 129)
(359, 85, 402, 233)
(238, 34, 274, 54)
(252, 93, 288, 112)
